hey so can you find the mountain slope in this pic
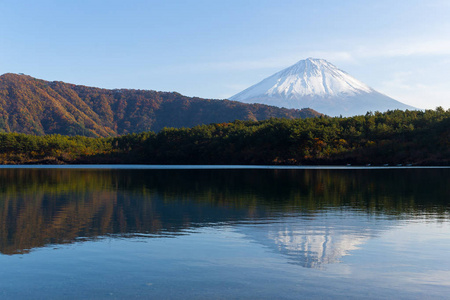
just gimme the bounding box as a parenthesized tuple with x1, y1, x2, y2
(230, 58, 415, 116)
(0, 73, 321, 137)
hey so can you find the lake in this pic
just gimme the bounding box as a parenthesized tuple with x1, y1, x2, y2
(0, 166, 449, 299)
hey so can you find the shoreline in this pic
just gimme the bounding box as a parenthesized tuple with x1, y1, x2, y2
(0, 164, 449, 169)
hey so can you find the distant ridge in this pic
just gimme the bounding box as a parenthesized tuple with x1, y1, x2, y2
(0, 73, 321, 137)
(230, 58, 415, 116)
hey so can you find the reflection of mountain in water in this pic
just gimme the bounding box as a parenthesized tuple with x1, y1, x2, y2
(239, 212, 391, 268)
(0, 168, 448, 255)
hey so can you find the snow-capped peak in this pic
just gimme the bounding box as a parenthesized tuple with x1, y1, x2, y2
(229, 58, 415, 116)
(231, 58, 372, 101)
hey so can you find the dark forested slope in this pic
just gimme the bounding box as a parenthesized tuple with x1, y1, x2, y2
(0, 73, 321, 137)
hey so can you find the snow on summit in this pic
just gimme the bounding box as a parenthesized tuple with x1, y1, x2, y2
(230, 58, 415, 116)
(234, 58, 372, 99)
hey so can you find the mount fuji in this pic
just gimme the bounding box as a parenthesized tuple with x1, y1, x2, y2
(229, 58, 415, 116)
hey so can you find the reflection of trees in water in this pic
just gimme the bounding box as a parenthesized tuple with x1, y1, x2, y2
(0, 168, 448, 255)
(0, 189, 255, 255)
(0, 191, 118, 254)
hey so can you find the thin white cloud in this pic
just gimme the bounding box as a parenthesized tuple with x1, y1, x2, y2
(164, 51, 355, 74)
(168, 38, 450, 75)
(381, 71, 416, 90)
(380, 72, 450, 109)
(353, 39, 450, 59)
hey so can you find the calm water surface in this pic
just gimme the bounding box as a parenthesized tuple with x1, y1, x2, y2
(0, 167, 449, 299)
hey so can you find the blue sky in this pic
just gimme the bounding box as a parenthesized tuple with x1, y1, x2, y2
(1, 0, 449, 109)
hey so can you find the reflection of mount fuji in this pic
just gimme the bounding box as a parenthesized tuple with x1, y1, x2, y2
(238, 213, 389, 268)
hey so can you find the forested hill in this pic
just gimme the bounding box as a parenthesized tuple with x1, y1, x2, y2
(0, 73, 321, 137)
(0, 108, 449, 166)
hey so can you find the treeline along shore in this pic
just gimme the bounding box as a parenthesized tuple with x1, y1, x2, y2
(0, 108, 449, 165)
